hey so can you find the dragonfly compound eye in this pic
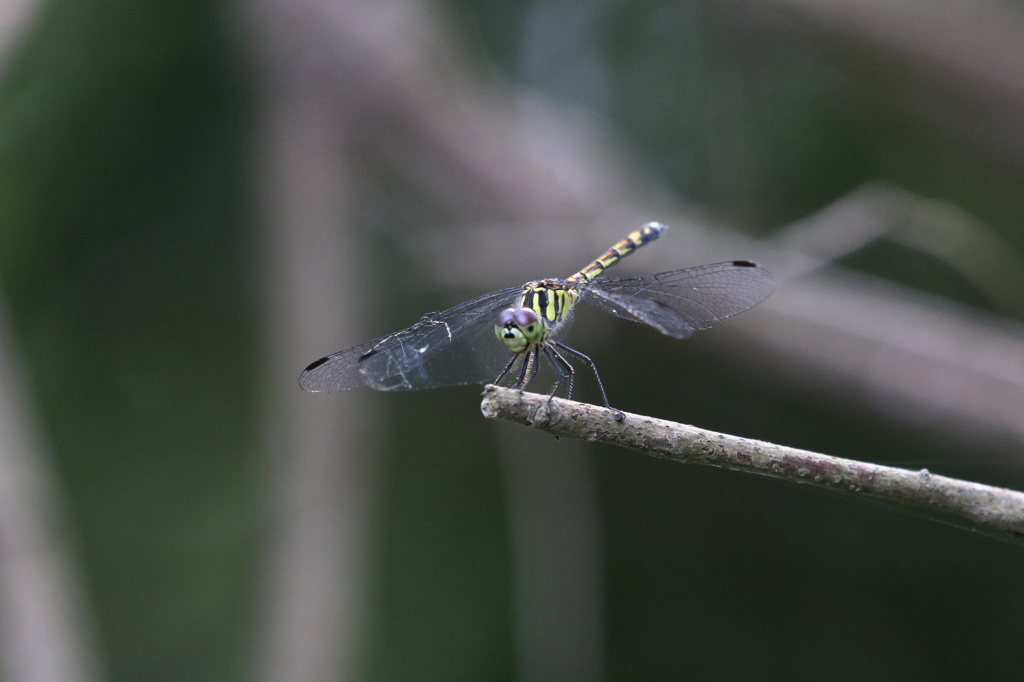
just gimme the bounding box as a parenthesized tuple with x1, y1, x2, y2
(511, 308, 544, 344)
(494, 309, 523, 350)
(494, 307, 543, 352)
(512, 308, 539, 328)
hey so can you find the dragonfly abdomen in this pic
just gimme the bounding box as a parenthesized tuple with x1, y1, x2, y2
(567, 221, 665, 283)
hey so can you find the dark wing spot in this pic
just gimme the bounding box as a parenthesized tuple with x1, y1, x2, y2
(304, 356, 331, 372)
(731, 260, 759, 268)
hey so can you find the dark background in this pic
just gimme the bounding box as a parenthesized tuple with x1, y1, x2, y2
(1, 0, 1023, 680)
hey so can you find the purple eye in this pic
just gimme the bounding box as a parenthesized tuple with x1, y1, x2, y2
(497, 309, 516, 326)
(513, 308, 538, 327)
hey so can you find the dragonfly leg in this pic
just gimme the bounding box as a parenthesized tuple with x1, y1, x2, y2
(494, 353, 520, 386)
(553, 342, 624, 421)
(517, 350, 533, 389)
(542, 344, 575, 402)
(511, 348, 540, 391)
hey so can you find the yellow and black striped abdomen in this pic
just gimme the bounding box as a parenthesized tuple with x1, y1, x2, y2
(518, 280, 580, 336)
(567, 222, 665, 283)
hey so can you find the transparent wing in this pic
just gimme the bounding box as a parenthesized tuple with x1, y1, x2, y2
(300, 286, 523, 392)
(579, 261, 775, 339)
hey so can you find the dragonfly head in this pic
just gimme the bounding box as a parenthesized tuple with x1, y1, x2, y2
(495, 307, 545, 353)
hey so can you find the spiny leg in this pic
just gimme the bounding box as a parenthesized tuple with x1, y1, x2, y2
(542, 344, 576, 403)
(512, 348, 540, 391)
(494, 353, 521, 386)
(553, 341, 624, 421)
(514, 350, 532, 389)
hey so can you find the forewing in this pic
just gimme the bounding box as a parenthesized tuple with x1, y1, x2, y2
(580, 261, 775, 339)
(300, 287, 522, 392)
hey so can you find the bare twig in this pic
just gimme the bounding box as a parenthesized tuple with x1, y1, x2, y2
(481, 386, 1024, 541)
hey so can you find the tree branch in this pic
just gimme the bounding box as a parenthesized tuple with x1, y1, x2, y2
(481, 386, 1024, 541)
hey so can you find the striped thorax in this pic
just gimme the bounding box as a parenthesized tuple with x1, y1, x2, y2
(494, 280, 579, 352)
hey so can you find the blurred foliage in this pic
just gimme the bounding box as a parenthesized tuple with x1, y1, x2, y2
(0, 0, 256, 679)
(456, 0, 1024, 251)
(1, 0, 1024, 680)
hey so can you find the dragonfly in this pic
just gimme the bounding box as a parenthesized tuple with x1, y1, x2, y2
(300, 222, 775, 410)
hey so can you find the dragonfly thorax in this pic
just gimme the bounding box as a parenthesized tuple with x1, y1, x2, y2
(494, 280, 580, 354)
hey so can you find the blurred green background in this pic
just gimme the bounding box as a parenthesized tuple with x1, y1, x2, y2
(2, 0, 1024, 680)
